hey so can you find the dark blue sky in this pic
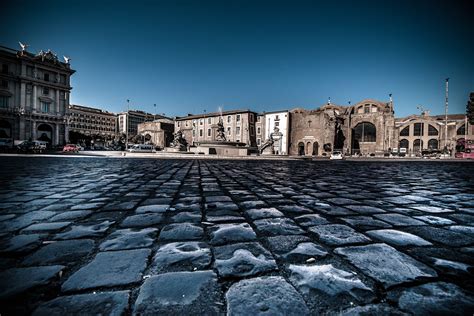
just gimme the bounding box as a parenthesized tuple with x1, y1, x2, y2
(3, 0, 473, 117)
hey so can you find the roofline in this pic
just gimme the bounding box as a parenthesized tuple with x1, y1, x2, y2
(175, 109, 257, 121)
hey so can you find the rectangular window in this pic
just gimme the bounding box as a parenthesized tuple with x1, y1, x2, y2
(207, 128, 211, 136)
(236, 126, 241, 135)
(1, 80, 8, 88)
(275, 121, 280, 127)
(2, 64, 8, 74)
(40, 101, 50, 113)
(27, 66, 33, 77)
(236, 114, 241, 122)
(364, 104, 370, 113)
(250, 114, 254, 123)
(413, 123, 424, 136)
(44, 73, 49, 81)
(257, 116, 261, 122)
(0, 96, 9, 108)
(257, 127, 261, 135)
(60, 74, 66, 84)
(185, 121, 189, 127)
(200, 119, 203, 125)
(177, 122, 180, 127)
(193, 130, 196, 137)
(257, 138, 261, 146)
(250, 126, 254, 136)
(227, 115, 231, 123)
(199, 129, 203, 137)
(227, 127, 231, 135)
(43, 87, 49, 95)
(208, 117, 211, 124)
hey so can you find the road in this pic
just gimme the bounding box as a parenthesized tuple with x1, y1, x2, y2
(0, 157, 473, 315)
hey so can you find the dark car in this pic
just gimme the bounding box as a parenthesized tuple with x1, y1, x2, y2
(17, 140, 45, 153)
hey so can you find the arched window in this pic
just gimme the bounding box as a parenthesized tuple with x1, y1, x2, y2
(428, 139, 438, 150)
(413, 139, 423, 152)
(399, 139, 409, 148)
(428, 124, 438, 136)
(312, 142, 319, 156)
(353, 122, 376, 142)
(457, 124, 466, 135)
(298, 142, 305, 156)
(400, 126, 409, 136)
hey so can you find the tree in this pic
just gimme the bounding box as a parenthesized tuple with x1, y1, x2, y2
(467, 92, 474, 125)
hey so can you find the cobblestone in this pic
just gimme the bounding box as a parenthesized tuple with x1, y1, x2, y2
(0, 157, 473, 315)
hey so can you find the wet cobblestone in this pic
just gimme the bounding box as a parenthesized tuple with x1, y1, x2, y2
(0, 157, 473, 315)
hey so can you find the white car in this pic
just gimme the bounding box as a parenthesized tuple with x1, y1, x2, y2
(330, 151, 344, 160)
(128, 144, 156, 153)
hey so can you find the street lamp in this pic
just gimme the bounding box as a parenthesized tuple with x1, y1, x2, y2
(125, 99, 130, 151)
(153, 104, 156, 121)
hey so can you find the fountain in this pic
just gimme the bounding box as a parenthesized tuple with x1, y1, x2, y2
(191, 107, 251, 156)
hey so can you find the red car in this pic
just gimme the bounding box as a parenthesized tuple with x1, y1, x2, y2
(63, 144, 79, 152)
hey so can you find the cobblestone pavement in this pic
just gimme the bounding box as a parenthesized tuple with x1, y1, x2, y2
(0, 157, 474, 315)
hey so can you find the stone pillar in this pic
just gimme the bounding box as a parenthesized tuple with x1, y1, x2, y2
(33, 85, 37, 111)
(56, 90, 60, 114)
(32, 121, 37, 140)
(20, 83, 26, 107)
(55, 124, 59, 145)
(65, 123, 69, 143)
(19, 117, 26, 140)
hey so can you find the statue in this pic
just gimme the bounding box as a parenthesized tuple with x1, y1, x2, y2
(63, 56, 71, 64)
(19, 42, 29, 52)
(215, 117, 226, 141)
(260, 126, 283, 155)
(170, 130, 187, 151)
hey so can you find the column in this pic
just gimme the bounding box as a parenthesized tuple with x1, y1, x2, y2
(55, 124, 59, 145)
(20, 82, 26, 107)
(56, 90, 60, 114)
(32, 121, 37, 140)
(33, 85, 37, 112)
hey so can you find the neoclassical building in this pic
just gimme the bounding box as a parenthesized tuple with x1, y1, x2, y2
(256, 110, 290, 155)
(0, 45, 75, 146)
(175, 109, 257, 147)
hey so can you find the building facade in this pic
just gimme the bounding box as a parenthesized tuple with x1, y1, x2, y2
(0, 45, 75, 146)
(137, 118, 175, 149)
(175, 109, 257, 147)
(68, 104, 117, 140)
(117, 110, 156, 137)
(289, 99, 395, 156)
(257, 110, 290, 155)
(395, 113, 473, 155)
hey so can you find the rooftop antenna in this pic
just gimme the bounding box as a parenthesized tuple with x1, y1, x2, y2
(328, 97, 331, 105)
(416, 104, 429, 116)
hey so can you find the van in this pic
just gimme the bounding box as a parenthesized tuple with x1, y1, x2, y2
(128, 144, 155, 153)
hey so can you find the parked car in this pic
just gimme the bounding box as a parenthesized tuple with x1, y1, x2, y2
(128, 144, 155, 153)
(330, 151, 344, 160)
(63, 144, 80, 152)
(17, 140, 46, 153)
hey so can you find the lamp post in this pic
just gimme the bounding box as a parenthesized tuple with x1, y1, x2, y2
(125, 99, 130, 151)
(153, 104, 156, 121)
(444, 78, 449, 151)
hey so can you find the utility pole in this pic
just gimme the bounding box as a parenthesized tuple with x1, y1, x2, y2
(444, 78, 449, 151)
(154, 104, 156, 121)
(125, 99, 130, 151)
